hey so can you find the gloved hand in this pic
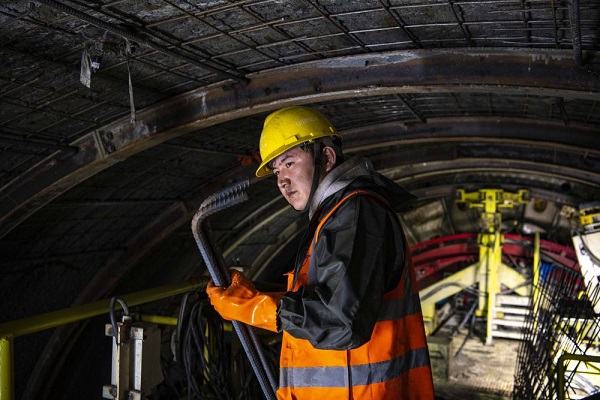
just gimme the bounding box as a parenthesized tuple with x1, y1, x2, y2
(206, 270, 283, 332)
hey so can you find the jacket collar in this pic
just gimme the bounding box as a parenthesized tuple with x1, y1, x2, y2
(308, 155, 373, 219)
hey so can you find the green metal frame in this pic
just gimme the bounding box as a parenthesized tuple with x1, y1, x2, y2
(0, 278, 205, 400)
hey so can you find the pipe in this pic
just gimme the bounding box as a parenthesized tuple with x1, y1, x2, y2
(0, 278, 203, 338)
(454, 299, 478, 357)
(139, 314, 178, 326)
(35, 0, 249, 84)
(0, 336, 13, 400)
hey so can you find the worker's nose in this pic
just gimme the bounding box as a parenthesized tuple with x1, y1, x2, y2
(277, 173, 289, 190)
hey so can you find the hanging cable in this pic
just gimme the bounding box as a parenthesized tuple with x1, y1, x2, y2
(175, 291, 191, 365)
(125, 38, 136, 124)
(109, 296, 130, 344)
(181, 296, 233, 399)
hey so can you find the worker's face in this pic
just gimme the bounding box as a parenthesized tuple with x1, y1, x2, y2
(272, 146, 316, 211)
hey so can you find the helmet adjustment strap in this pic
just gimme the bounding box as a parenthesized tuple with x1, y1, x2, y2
(302, 140, 323, 213)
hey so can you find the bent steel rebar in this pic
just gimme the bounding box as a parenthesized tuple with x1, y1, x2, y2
(191, 179, 277, 400)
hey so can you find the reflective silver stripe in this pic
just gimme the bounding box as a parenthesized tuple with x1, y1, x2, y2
(279, 346, 430, 389)
(377, 292, 422, 321)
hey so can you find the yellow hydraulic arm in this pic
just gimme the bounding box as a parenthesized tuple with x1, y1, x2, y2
(455, 188, 530, 345)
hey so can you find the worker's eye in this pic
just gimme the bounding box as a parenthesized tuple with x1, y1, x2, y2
(285, 162, 293, 168)
(273, 170, 280, 176)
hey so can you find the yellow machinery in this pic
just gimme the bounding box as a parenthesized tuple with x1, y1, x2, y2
(420, 188, 530, 345)
(457, 188, 530, 345)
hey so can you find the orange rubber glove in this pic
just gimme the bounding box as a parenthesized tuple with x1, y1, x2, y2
(206, 270, 283, 332)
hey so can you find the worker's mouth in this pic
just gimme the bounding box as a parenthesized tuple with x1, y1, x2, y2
(286, 191, 302, 207)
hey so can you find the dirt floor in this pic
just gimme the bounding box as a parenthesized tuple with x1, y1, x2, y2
(432, 331, 519, 400)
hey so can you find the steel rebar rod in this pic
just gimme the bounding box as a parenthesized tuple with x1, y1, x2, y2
(191, 179, 277, 400)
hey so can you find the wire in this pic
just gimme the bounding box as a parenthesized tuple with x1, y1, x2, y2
(181, 297, 233, 399)
(109, 296, 130, 344)
(175, 291, 191, 364)
(176, 295, 279, 399)
(233, 338, 279, 400)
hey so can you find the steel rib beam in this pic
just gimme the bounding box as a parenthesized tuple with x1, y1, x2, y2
(0, 48, 598, 239)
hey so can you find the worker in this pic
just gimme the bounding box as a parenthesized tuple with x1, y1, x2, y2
(206, 106, 435, 399)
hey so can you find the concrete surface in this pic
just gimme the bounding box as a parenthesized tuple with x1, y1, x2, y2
(432, 332, 518, 400)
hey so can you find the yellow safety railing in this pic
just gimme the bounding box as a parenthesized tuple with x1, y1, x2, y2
(531, 232, 540, 335)
(557, 353, 600, 400)
(0, 278, 206, 400)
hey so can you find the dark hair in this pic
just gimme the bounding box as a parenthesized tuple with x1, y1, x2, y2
(267, 137, 344, 170)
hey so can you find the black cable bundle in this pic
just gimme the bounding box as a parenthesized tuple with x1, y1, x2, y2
(176, 293, 281, 400)
(233, 340, 280, 400)
(181, 296, 233, 400)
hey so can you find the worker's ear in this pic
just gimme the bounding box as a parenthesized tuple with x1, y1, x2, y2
(321, 146, 337, 173)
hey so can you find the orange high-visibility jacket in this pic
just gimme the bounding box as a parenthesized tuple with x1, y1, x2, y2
(276, 166, 435, 399)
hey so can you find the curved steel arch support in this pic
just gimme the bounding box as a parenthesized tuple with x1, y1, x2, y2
(1, 48, 599, 239)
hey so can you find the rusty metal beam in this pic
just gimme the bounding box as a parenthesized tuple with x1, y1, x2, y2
(1, 48, 599, 239)
(343, 117, 600, 152)
(568, 0, 584, 66)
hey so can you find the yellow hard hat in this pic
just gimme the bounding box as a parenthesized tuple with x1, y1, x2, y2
(255, 106, 340, 177)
